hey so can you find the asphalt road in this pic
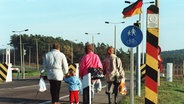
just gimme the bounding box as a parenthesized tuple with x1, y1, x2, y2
(0, 78, 69, 104)
(1, 71, 136, 104)
(0, 78, 127, 104)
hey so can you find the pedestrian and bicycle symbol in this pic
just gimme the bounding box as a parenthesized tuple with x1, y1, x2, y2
(121, 25, 143, 47)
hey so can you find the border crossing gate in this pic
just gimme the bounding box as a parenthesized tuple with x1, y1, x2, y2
(0, 48, 12, 82)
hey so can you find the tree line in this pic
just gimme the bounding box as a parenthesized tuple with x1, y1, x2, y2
(161, 49, 184, 66)
(3, 34, 130, 69)
(0, 34, 183, 70)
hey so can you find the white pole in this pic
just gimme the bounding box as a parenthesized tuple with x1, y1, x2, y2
(130, 48, 134, 104)
(82, 73, 92, 104)
(5, 48, 10, 64)
(166, 63, 173, 82)
(136, 14, 142, 97)
(136, 45, 141, 96)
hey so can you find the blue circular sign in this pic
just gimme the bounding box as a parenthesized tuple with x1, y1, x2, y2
(121, 25, 143, 47)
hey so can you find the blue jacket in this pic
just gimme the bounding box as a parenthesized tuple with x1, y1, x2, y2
(64, 76, 82, 91)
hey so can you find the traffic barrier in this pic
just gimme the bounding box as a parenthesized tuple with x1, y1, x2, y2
(0, 63, 12, 82)
(11, 68, 20, 80)
(0, 48, 13, 82)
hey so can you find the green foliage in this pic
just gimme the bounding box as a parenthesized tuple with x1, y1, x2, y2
(5, 34, 130, 69)
(2, 34, 184, 71)
(120, 78, 184, 104)
(161, 49, 184, 65)
(4, 34, 184, 71)
(12, 69, 40, 78)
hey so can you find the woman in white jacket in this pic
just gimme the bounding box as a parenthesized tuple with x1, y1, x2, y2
(40, 42, 68, 104)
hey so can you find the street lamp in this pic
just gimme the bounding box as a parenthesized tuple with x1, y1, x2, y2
(105, 21, 125, 55)
(12, 29, 29, 79)
(22, 43, 28, 79)
(85, 32, 100, 48)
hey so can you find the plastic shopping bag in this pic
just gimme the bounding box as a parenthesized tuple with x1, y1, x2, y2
(94, 79, 102, 93)
(38, 77, 47, 92)
(118, 78, 127, 95)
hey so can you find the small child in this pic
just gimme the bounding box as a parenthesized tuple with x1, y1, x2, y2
(64, 69, 82, 104)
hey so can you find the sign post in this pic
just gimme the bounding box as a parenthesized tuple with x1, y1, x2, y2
(82, 73, 91, 104)
(121, 25, 143, 104)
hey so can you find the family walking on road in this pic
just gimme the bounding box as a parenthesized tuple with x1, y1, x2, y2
(40, 42, 125, 104)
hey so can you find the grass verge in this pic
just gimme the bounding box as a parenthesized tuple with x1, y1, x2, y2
(120, 78, 184, 104)
(12, 69, 40, 78)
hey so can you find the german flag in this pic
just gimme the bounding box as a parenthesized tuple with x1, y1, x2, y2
(122, 0, 143, 18)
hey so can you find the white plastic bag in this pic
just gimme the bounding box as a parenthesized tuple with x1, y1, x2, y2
(94, 79, 102, 93)
(38, 77, 47, 92)
(118, 78, 127, 95)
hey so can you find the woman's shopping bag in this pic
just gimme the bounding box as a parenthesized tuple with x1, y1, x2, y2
(38, 77, 47, 92)
(88, 67, 104, 80)
(35, 77, 47, 98)
(118, 78, 127, 95)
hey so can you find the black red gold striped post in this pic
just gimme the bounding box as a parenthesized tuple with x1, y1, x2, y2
(145, 5, 159, 104)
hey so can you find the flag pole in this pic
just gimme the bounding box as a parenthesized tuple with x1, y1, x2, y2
(136, 14, 141, 97)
